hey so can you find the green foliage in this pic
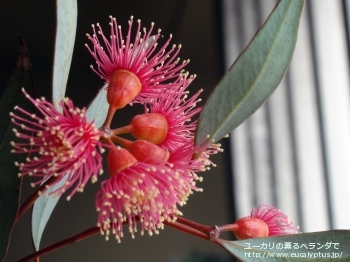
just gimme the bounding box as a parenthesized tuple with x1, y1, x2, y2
(195, 0, 305, 145)
(31, 84, 107, 251)
(32, 177, 68, 251)
(217, 230, 350, 261)
(31, 0, 77, 251)
(85, 84, 108, 126)
(0, 36, 35, 261)
(52, 0, 77, 109)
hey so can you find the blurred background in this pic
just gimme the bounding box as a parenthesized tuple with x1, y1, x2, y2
(1, 0, 349, 261)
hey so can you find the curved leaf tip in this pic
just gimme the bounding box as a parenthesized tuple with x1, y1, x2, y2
(195, 0, 305, 145)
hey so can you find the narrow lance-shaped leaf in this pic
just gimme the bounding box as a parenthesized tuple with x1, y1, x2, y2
(31, 85, 108, 252)
(31, 84, 108, 251)
(85, 84, 108, 126)
(0, 36, 36, 262)
(195, 0, 305, 145)
(216, 230, 350, 261)
(52, 0, 77, 108)
(31, 0, 77, 251)
(31, 177, 68, 251)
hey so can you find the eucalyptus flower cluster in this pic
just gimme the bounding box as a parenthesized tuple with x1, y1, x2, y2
(11, 16, 222, 242)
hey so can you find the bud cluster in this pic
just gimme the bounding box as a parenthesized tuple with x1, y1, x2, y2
(10, 16, 224, 243)
(96, 70, 222, 241)
(84, 16, 224, 241)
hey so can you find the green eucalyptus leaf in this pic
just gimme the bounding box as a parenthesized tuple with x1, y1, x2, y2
(0, 36, 35, 261)
(31, 176, 68, 251)
(30, 85, 108, 251)
(30, 0, 77, 251)
(86, 84, 108, 127)
(217, 230, 350, 261)
(52, 0, 77, 108)
(195, 0, 305, 145)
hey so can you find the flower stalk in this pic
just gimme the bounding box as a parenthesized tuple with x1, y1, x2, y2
(17, 226, 101, 262)
(17, 217, 214, 262)
(16, 204, 298, 261)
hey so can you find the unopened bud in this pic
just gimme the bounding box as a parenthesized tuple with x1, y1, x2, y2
(129, 140, 169, 163)
(232, 217, 268, 240)
(130, 113, 168, 144)
(107, 70, 141, 110)
(220, 204, 298, 240)
(107, 147, 137, 177)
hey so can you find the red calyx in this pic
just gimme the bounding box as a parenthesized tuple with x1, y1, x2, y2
(107, 147, 137, 177)
(130, 113, 168, 144)
(107, 69, 141, 110)
(128, 140, 169, 163)
(231, 217, 268, 240)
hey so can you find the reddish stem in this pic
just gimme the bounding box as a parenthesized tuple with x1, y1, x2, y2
(112, 125, 133, 136)
(216, 223, 237, 233)
(17, 227, 100, 262)
(102, 106, 117, 128)
(164, 220, 208, 240)
(16, 176, 60, 222)
(176, 216, 213, 234)
(17, 217, 215, 261)
(110, 135, 132, 148)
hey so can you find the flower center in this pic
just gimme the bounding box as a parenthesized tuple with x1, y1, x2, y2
(48, 124, 100, 161)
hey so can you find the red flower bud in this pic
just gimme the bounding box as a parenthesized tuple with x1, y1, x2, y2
(107, 70, 141, 110)
(218, 205, 299, 240)
(130, 113, 168, 144)
(107, 147, 137, 177)
(128, 140, 169, 163)
(231, 217, 268, 240)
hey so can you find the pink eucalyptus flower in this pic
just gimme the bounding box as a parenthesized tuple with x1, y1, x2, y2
(168, 139, 223, 173)
(10, 90, 105, 199)
(143, 74, 202, 150)
(86, 16, 189, 105)
(124, 74, 202, 150)
(97, 115, 222, 242)
(231, 204, 299, 240)
(96, 148, 201, 242)
(250, 204, 299, 236)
